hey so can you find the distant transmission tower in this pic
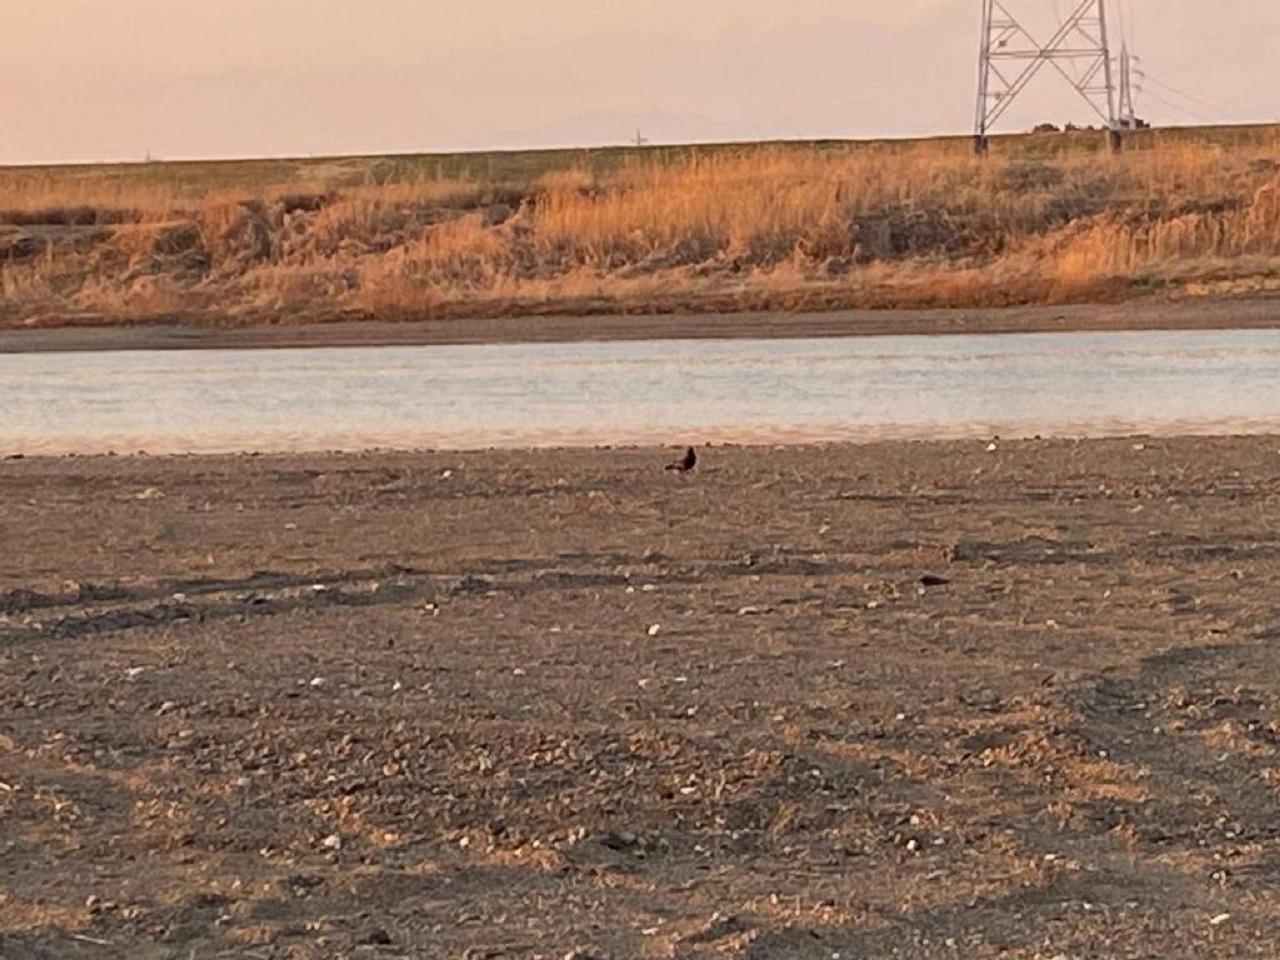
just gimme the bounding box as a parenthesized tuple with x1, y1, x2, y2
(974, 0, 1120, 154)
(1117, 42, 1138, 128)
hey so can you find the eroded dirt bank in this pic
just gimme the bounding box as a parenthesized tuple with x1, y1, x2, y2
(4, 438, 1280, 958)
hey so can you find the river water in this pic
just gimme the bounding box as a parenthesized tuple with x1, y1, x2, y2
(3, 329, 1280, 455)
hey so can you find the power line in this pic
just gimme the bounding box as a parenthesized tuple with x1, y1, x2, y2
(1139, 71, 1232, 117)
(1138, 86, 1216, 125)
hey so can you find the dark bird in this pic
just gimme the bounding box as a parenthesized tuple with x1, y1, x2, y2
(664, 447, 697, 473)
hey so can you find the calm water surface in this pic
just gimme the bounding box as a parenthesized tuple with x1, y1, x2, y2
(4, 329, 1280, 455)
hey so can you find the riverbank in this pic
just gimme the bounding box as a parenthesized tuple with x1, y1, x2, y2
(4, 437, 1280, 957)
(5, 294, 1280, 353)
(4, 127, 1280, 339)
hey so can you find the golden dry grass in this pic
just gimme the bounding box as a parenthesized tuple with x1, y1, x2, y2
(3, 128, 1280, 326)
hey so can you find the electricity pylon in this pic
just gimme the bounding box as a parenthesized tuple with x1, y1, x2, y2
(974, 0, 1119, 154)
(1117, 41, 1138, 128)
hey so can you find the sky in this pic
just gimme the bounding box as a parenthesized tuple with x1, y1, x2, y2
(2, 0, 1277, 165)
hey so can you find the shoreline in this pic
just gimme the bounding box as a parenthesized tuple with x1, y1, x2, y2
(9, 422, 1280, 460)
(8, 421, 1280, 460)
(4, 293, 1280, 353)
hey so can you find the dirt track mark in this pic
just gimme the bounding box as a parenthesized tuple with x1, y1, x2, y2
(0, 577, 428, 644)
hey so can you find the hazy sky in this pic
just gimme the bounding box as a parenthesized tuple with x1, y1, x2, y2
(3, 0, 1276, 164)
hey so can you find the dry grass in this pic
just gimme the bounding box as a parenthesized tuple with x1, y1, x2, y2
(3, 127, 1280, 326)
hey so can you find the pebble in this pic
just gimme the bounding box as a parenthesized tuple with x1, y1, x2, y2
(1209, 913, 1231, 926)
(309, 677, 326, 688)
(647, 624, 662, 637)
(320, 834, 342, 851)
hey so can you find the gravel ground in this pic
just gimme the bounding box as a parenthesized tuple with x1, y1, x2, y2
(3, 437, 1280, 958)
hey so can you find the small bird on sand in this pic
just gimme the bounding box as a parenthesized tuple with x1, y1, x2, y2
(664, 447, 697, 473)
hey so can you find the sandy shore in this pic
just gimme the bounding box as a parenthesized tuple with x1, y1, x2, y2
(4, 294, 1280, 352)
(4, 437, 1280, 957)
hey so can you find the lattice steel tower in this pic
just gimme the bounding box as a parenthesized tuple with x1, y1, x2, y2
(975, 0, 1120, 154)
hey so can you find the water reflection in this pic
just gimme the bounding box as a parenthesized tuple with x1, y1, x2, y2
(3, 329, 1280, 455)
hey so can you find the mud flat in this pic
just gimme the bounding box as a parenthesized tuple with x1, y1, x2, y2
(4, 295, 1280, 353)
(4, 437, 1280, 957)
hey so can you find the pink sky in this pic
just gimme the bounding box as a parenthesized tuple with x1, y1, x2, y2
(3, 0, 1276, 164)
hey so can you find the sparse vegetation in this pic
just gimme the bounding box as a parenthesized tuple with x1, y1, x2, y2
(3, 126, 1280, 328)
